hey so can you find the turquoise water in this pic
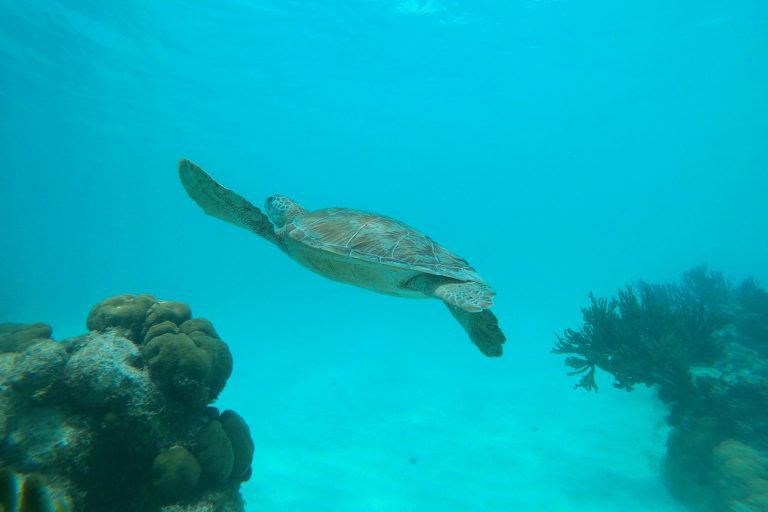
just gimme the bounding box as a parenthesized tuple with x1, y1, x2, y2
(1, 1, 767, 510)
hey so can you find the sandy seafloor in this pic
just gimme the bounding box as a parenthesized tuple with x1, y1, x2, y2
(234, 365, 680, 512)
(198, 282, 687, 512)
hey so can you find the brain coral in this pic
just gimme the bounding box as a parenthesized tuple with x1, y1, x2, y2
(141, 331, 232, 407)
(86, 294, 157, 342)
(146, 302, 192, 328)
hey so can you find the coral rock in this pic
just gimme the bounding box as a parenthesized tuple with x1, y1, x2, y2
(0, 387, 11, 442)
(0, 352, 18, 388)
(3, 407, 91, 471)
(63, 332, 154, 409)
(11, 340, 68, 395)
(0, 323, 52, 353)
(160, 488, 244, 512)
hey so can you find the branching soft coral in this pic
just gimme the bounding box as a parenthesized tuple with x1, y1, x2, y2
(734, 278, 768, 350)
(555, 268, 768, 512)
(553, 266, 730, 395)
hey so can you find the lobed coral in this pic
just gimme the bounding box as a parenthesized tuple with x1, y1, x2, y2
(194, 420, 235, 484)
(0, 295, 254, 512)
(141, 325, 232, 407)
(220, 411, 255, 483)
(85, 294, 157, 342)
(152, 446, 202, 503)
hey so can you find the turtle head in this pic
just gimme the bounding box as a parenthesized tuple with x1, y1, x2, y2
(265, 195, 306, 228)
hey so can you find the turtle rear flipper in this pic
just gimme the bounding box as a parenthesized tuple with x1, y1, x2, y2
(178, 159, 282, 248)
(446, 305, 505, 357)
(433, 281, 495, 312)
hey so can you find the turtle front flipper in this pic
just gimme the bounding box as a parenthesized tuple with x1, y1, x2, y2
(446, 305, 506, 357)
(178, 159, 282, 248)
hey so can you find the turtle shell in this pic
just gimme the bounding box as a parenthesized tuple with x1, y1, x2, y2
(288, 208, 485, 283)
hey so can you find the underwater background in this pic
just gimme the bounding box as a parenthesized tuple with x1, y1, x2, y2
(1, 0, 767, 510)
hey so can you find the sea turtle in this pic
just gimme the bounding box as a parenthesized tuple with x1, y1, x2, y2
(178, 159, 506, 357)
